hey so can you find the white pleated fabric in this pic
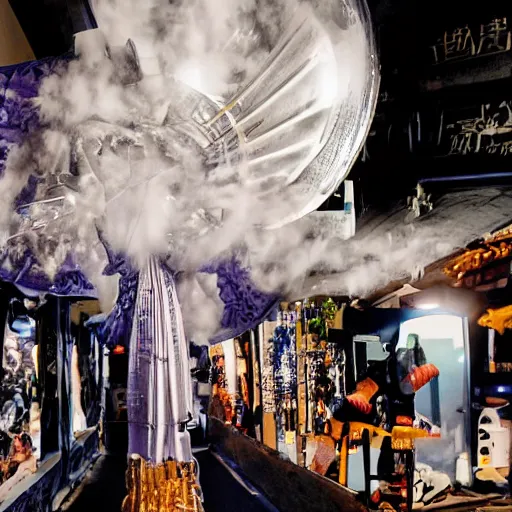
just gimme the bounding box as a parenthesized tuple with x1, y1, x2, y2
(128, 256, 194, 463)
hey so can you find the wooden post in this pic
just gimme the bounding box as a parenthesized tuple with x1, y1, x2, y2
(262, 321, 277, 450)
(0, 0, 34, 66)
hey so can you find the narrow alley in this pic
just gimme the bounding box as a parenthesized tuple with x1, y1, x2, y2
(62, 449, 277, 512)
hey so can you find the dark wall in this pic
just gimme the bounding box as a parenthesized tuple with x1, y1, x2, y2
(37, 297, 61, 459)
(346, 0, 512, 215)
(8, 0, 96, 59)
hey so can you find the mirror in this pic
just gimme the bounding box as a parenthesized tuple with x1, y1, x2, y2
(398, 315, 468, 481)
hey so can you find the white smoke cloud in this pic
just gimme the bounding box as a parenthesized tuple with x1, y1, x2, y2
(1, 0, 510, 346)
(0, 0, 382, 342)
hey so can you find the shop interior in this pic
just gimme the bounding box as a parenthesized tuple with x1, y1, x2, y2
(1, 229, 511, 511)
(208, 227, 512, 511)
(0, 288, 107, 511)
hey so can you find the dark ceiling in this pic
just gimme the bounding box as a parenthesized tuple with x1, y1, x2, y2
(8, 0, 95, 59)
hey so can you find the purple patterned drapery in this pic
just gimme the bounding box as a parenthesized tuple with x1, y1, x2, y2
(0, 55, 97, 298)
(202, 258, 278, 345)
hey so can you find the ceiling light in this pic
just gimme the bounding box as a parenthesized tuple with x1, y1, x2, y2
(417, 303, 439, 310)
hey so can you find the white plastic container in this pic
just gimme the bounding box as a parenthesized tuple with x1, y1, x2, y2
(478, 407, 510, 469)
(456, 452, 471, 486)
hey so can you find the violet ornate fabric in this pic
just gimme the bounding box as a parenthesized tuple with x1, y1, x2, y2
(0, 55, 97, 297)
(85, 231, 139, 348)
(203, 258, 278, 345)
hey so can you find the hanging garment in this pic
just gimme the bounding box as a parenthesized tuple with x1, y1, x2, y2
(128, 257, 193, 463)
(71, 344, 87, 434)
(273, 320, 298, 403)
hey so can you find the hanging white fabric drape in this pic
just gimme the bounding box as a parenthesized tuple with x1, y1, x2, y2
(128, 257, 194, 463)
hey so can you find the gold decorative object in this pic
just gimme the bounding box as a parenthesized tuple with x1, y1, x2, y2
(122, 455, 204, 512)
(478, 305, 512, 335)
(349, 422, 389, 441)
(444, 233, 512, 283)
(328, 418, 389, 443)
(390, 426, 427, 450)
(484, 224, 512, 243)
(215, 388, 235, 424)
(390, 438, 414, 451)
(391, 426, 428, 439)
(378, 502, 397, 511)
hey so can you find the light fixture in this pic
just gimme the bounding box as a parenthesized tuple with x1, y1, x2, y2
(175, 64, 203, 93)
(416, 303, 439, 310)
(113, 345, 125, 355)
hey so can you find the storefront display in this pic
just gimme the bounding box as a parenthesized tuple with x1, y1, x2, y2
(210, 297, 480, 511)
(249, 331, 262, 443)
(0, 291, 109, 512)
(71, 345, 88, 435)
(442, 234, 512, 496)
(0, 307, 39, 499)
(234, 337, 251, 433)
(272, 310, 298, 460)
(209, 336, 258, 438)
(209, 343, 232, 424)
(70, 304, 103, 435)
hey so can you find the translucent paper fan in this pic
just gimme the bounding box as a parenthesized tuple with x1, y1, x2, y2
(181, 0, 379, 228)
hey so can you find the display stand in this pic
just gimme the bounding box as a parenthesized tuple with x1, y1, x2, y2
(337, 423, 423, 511)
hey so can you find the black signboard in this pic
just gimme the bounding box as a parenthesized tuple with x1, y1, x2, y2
(439, 100, 512, 157)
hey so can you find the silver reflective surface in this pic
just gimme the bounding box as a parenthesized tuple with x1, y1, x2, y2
(128, 257, 194, 463)
(190, 1, 379, 227)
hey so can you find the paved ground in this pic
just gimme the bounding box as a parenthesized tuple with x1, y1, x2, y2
(196, 449, 277, 511)
(62, 449, 276, 512)
(61, 455, 127, 512)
